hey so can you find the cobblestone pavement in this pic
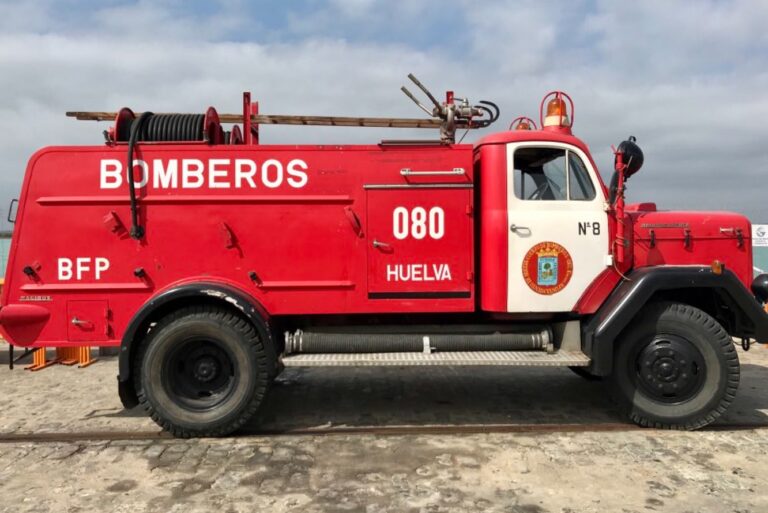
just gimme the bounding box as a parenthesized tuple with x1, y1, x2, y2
(0, 345, 767, 512)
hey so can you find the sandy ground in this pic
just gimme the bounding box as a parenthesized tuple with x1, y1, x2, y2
(0, 344, 766, 512)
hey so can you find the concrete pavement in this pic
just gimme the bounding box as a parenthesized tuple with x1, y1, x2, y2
(0, 344, 766, 512)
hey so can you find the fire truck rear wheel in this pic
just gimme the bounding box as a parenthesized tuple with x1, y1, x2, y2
(611, 302, 739, 430)
(134, 305, 271, 438)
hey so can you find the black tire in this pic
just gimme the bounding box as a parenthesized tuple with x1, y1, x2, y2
(134, 305, 271, 437)
(568, 366, 603, 381)
(610, 302, 739, 430)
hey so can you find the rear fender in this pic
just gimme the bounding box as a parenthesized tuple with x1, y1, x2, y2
(117, 282, 273, 408)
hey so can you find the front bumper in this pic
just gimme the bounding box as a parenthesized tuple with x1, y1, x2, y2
(746, 274, 768, 343)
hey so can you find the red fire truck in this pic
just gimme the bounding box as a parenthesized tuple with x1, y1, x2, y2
(2, 76, 767, 437)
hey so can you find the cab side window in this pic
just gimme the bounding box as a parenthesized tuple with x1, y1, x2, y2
(513, 147, 596, 201)
(514, 148, 567, 201)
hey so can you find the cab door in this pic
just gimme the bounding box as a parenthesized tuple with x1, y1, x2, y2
(367, 187, 473, 300)
(506, 142, 609, 312)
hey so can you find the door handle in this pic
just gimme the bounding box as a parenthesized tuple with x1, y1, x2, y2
(373, 239, 394, 253)
(400, 168, 465, 177)
(510, 224, 531, 234)
(71, 317, 93, 328)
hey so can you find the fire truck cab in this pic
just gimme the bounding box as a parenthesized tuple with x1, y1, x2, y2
(2, 82, 768, 437)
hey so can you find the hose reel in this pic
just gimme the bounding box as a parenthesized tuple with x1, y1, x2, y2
(114, 107, 241, 239)
(110, 107, 241, 145)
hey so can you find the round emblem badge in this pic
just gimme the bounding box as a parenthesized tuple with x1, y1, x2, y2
(522, 241, 573, 295)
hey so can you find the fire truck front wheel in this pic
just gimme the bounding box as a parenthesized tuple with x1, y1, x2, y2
(611, 302, 740, 430)
(134, 305, 271, 437)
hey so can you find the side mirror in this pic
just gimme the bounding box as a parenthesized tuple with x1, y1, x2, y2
(7, 198, 18, 224)
(609, 136, 644, 205)
(615, 136, 644, 178)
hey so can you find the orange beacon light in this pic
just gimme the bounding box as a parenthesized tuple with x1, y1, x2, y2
(509, 116, 538, 131)
(540, 91, 574, 134)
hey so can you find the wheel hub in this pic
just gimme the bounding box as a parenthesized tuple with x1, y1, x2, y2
(636, 335, 705, 403)
(193, 356, 219, 383)
(165, 338, 236, 410)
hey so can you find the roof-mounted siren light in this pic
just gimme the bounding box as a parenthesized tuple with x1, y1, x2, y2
(540, 91, 574, 134)
(509, 116, 538, 131)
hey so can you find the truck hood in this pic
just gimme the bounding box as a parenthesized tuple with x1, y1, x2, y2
(628, 204, 753, 288)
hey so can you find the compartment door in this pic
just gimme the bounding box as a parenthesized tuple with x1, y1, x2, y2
(367, 187, 473, 299)
(67, 300, 109, 342)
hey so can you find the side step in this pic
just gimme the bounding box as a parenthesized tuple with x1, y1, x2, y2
(281, 350, 590, 367)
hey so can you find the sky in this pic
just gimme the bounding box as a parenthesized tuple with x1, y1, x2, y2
(0, 0, 767, 232)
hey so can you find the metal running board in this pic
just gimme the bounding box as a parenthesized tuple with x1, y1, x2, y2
(281, 350, 590, 367)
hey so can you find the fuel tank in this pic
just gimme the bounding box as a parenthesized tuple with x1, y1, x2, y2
(629, 203, 753, 288)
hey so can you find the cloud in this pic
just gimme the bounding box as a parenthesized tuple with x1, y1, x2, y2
(0, 0, 767, 232)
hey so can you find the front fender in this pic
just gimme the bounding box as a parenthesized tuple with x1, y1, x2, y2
(583, 266, 768, 376)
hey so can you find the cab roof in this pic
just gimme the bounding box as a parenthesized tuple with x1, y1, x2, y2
(475, 129, 593, 156)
